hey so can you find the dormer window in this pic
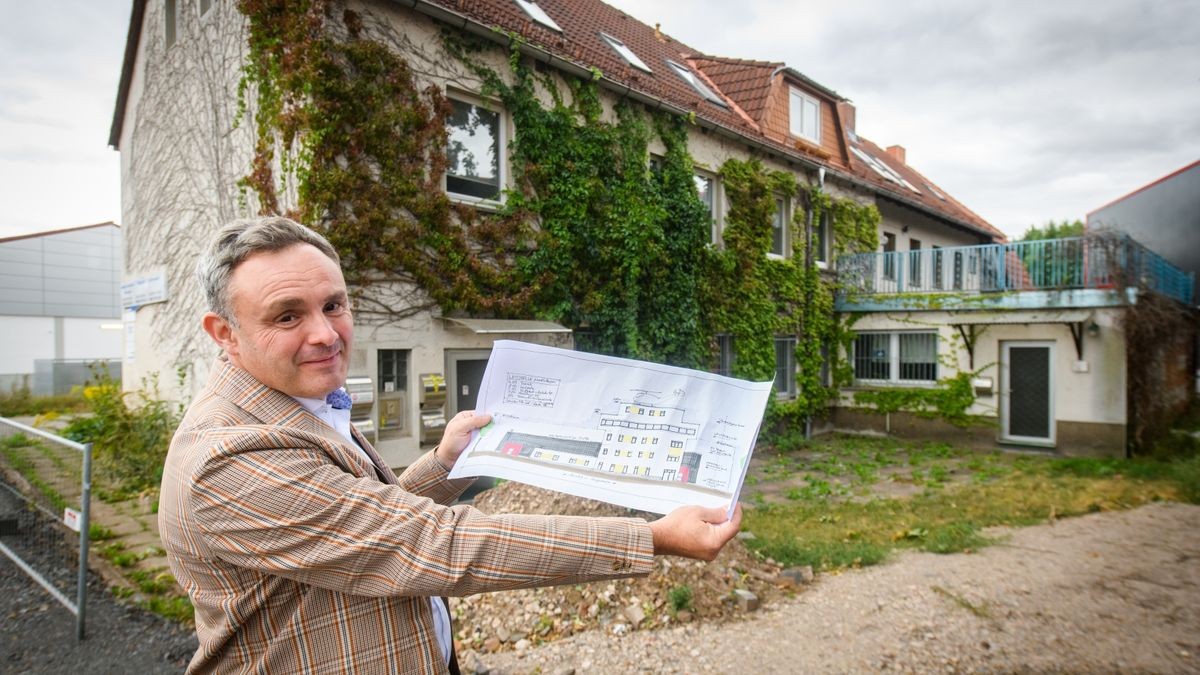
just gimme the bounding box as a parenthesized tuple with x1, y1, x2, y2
(788, 88, 820, 144)
(851, 146, 921, 194)
(667, 61, 726, 107)
(514, 0, 562, 32)
(600, 32, 652, 73)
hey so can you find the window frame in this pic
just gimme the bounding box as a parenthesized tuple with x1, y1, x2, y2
(788, 88, 821, 145)
(813, 210, 831, 267)
(667, 60, 727, 107)
(444, 91, 507, 207)
(164, 0, 177, 48)
(513, 0, 562, 32)
(852, 331, 939, 385)
(768, 196, 790, 259)
(774, 335, 798, 399)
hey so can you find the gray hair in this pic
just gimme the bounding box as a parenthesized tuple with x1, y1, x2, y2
(197, 216, 340, 323)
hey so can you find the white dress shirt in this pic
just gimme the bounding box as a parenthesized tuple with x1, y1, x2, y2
(293, 392, 453, 666)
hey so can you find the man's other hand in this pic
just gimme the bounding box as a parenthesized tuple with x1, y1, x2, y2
(434, 410, 492, 471)
(648, 503, 743, 561)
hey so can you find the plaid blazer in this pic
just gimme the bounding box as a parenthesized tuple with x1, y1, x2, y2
(159, 357, 655, 674)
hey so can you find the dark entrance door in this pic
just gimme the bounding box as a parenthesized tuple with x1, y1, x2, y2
(1003, 342, 1054, 445)
(455, 358, 488, 413)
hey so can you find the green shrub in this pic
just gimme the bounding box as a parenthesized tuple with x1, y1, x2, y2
(667, 584, 693, 613)
(61, 370, 181, 496)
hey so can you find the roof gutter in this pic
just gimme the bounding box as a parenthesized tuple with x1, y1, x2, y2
(108, 0, 147, 148)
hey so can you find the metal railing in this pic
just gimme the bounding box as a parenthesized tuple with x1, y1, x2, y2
(0, 417, 92, 640)
(837, 234, 1194, 306)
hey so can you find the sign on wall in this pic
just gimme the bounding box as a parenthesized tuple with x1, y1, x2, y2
(120, 271, 169, 308)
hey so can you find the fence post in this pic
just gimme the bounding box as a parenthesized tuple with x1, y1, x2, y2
(76, 442, 92, 641)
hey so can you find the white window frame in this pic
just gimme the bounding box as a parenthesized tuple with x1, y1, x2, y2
(600, 32, 652, 73)
(852, 331, 939, 385)
(788, 88, 821, 145)
(444, 91, 507, 208)
(164, 0, 177, 48)
(768, 196, 790, 259)
(693, 169, 723, 246)
(774, 336, 798, 399)
(513, 0, 562, 31)
(813, 210, 831, 269)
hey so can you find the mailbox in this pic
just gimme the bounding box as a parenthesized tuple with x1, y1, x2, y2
(418, 372, 447, 445)
(345, 376, 377, 444)
(971, 377, 994, 397)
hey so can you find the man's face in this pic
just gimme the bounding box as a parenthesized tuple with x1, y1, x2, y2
(205, 243, 353, 399)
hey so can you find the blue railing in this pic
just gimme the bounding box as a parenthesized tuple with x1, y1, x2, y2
(837, 234, 1194, 306)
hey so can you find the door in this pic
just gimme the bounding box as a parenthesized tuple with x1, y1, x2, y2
(445, 349, 492, 416)
(1001, 341, 1055, 446)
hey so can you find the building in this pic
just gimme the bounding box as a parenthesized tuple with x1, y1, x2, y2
(0, 223, 124, 394)
(1086, 160, 1200, 305)
(109, 0, 1191, 462)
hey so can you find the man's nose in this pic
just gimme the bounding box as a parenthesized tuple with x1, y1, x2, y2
(307, 313, 339, 345)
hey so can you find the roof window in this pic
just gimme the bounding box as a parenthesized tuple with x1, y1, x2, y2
(600, 32, 652, 73)
(514, 0, 562, 32)
(851, 146, 920, 194)
(667, 61, 726, 107)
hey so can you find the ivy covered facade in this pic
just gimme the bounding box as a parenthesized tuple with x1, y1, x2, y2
(113, 0, 1176, 463)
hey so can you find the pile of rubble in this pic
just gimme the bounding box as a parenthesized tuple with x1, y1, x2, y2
(452, 482, 812, 657)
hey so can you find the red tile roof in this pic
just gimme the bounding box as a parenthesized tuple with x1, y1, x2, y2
(424, 0, 1000, 240)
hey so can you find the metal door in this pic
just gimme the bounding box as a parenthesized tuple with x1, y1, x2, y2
(1001, 341, 1055, 445)
(454, 358, 489, 414)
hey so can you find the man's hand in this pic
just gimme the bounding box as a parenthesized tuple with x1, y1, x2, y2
(648, 503, 743, 561)
(434, 410, 492, 471)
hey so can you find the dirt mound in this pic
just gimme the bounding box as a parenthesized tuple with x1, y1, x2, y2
(453, 482, 798, 658)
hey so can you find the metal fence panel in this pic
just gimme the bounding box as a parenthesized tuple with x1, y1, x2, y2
(0, 417, 91, 640)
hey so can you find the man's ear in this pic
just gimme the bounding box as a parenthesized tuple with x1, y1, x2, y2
(202, 312, 239, 357)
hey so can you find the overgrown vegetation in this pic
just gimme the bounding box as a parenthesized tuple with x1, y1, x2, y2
(61, 370, 182, 497)
(0, 386, 87, 417)
(741, 434, 1200, 570)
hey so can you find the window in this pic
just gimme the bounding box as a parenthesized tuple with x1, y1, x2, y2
(164, 0, 177, 48)
(446, 95, 502, 202)
(909, 239, 922, 287)
(600, 32, 652, 73)
(716, 334, 735, 377)
(813, 211, 830, 264)
(853, 332, 938, 383)
(513, 0, 561, 31)
(667, 61, 726, 106)
(850, 146, 921, 194)
(788, 88, 820, 144)
(774, 336, 797, 398)
(694, 172, 714, 222)
(770, 197, 788, 258)
(882, 232, 896, 280)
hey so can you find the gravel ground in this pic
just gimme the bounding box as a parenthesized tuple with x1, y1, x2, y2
(0, 477, 196, 675)
(467, 501, 1200, 674)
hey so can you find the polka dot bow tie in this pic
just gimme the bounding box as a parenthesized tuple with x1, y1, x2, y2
(325, 388, 353, 410)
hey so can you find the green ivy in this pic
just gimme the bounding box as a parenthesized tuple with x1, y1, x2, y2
(851, 371, 981, 427)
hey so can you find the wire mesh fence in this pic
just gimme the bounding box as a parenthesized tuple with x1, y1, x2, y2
(0, 417, 91, 639)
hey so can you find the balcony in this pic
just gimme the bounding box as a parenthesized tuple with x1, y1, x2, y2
(836, 234, 1194, 312)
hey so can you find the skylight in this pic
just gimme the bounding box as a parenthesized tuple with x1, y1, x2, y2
(851, 146, 920, 195)
(667, 60, 726, 106)
(600, 32, 652, 73)
(514, 0, 562, 32)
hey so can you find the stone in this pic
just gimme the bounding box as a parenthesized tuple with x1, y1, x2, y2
(612, 623, 628, 636)
(780, 565, 815, 586)
(495, 627, 511, 643)
(735, 530, 756, 540)
(482, 637, 501, 653)
(623, 603, 646, 626)
(677, 610, 693, 623)
(514, 639, 531, 651)
(733, 589, 760, 612)
(472, 659, 490, 675)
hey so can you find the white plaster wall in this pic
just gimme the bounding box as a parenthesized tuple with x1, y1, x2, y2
(61, 317, 124, 361)
(844, 308, 1127, 428)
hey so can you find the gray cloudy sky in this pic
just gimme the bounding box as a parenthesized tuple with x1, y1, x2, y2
(1, 0, 1197, 240)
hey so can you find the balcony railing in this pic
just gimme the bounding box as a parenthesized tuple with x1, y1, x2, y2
(837, 234, 1194, 306)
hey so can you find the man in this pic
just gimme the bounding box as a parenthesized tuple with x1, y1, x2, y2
(159, 216, 742, 674)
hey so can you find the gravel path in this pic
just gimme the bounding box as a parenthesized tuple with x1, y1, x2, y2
(469, 502, 1200, 674)
(0, 477, 196, 674)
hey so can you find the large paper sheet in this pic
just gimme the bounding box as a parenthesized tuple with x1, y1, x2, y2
(449, 341, 773, 515)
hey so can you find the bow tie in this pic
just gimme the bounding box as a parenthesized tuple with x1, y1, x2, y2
(325, 388, 353, 410)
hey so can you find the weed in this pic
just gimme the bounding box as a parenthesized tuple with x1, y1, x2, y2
(931, 585, 991, 618)
(667, 585, 694, 613)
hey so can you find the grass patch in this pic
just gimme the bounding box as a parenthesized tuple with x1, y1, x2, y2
(0, 437, 69, 511)
(0, 387, 88, 417)
(743, 457, 1192, 571)
(931, 585, 991, 618)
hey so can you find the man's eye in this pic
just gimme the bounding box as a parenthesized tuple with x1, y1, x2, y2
(277, 313, 299, 325)
(325, 301, 346, 314)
